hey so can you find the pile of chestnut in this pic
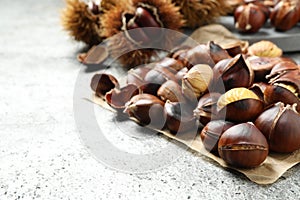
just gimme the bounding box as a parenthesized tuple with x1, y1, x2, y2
(91, 40, 300, 169)
(234, 0, 300, 33)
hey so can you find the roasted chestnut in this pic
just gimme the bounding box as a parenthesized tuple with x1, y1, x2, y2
(255, 102, 300, 153)
(90, 73, 119, 97)
(217, 87, 264, 122)
(218, 123, 269, 168)
(142, 66, 177, 95)
(126, 65, 152, 87)
(157, 80, 184, 102)
(164, 101, 197, 134)
(249, 82, 269, 102)
(234, 3, 267, 33)
(105, 84, 140, 111)
(270, 0, 300, 31)
(211, 54, 254, 93)
(182, 64, 213, 100)
(124, 94, 165, 129)
(194, 92, 222, 125)
(207, 41, 231, 64)
(200, 120, 235, 153)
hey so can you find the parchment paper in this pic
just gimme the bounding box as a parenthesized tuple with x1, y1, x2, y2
(92, 95, 300, 185)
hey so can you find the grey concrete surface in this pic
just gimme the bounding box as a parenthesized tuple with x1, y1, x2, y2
(0, 0, 300, 199)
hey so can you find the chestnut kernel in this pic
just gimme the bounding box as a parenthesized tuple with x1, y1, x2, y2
(218, 123, 269, 168)
(182, 64, 213, 100)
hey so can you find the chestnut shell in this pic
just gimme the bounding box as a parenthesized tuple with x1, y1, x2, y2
(218, 123, 269, 168)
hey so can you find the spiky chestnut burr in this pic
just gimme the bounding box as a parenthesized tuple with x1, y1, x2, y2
(100, 0, 185, 68)
(61, 0, 117, 45)
(172, 0, 231, 28)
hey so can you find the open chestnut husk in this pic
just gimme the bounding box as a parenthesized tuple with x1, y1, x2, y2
(164, 101, 197, 134)
(105, 84, 140, 111)
(124, 93, 165, 129)
(200, 120, 235, 153)
(182, 64, 213, 100)
(194, 92, 221, 126)
(211, 54, 254, 93)
(218, 123, 269, 168)
(207, 41, 231, 64)
(255, 102, 300, 153)
(90, 73, 119, 97)
(217, 87, 264, 122)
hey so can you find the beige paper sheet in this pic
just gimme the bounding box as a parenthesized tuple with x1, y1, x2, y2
(92, 95, 300, 185)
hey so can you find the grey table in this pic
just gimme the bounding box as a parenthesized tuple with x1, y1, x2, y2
(1, 0, 299, 199)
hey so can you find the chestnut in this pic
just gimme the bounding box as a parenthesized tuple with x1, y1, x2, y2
(270, 1, 300, 31)
(266, 61, 299, 81)
(156, 57, 185, 72)
(164, 101, 197, 134)
(105, 84, 140, 111)
(200, 120, 235, 153)
(193, 92, 222, 126)
(217, 87, 264, 122)
(255, 102, 300, 153)
(211, 54, 254, 93)
(249, 82, 269, 102)
(157, 80, 184, 102)
(182, 64, 213, 100)
(126, 65, 152, 87)
(218, 123, 269, 168)
(175, 67, 188, 85)
(234, 3, 266, 33)
(90, 73, 119, 97)
(142, 66, 177, 95)
(124, 93, 165, 129)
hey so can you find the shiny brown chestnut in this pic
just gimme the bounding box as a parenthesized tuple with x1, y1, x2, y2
(90, 73, 119, 97)
(142, 66, 177, 95)
(266, 61, 299, 81)
(249, 82, 269, 102)
(200, 120, 235, 153)
(194, 92, 222, 126)
(255, 102, 300, 153)
(270, 1, 300, 31)
(164, 101, 197, 134)
(234, 3, 266, 33)
(218, 123, 269, 168)
(182, 64, 213, 100)
(127, 65, 152, 87)
(155, 57, 185, 72)
(124, 6, 163, 45)
(157, 80, 184, 102)
(217, 88, 264, 122)
(211, 54, 254, 93)
(124, 94, 165, 129)
(105, 84, 140, 111)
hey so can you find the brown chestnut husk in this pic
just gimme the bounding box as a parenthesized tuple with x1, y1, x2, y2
(90, 73, 119, 97)
(124, 93, 166, 129)
(164, 101, 197, 134)
(194, 92, 222, 126)
(211, 54, 254, 93)
(217, 88, 264, 122)
(207, 41, 231, 64)
(255, 102, 300, 153)
(200, 120, 235, 153)
(218, 123, 269, 168)
(105, 84, 140, 111)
